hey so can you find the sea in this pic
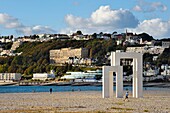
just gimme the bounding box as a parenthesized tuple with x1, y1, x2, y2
(0, 85, 170, 93)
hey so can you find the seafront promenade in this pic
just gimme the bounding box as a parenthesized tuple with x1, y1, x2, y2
(0, 90, 170, 113)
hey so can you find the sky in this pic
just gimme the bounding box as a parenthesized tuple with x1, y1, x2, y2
(0, 0, 170, 39)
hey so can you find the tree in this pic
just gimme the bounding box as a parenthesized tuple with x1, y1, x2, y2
(99, 32, 103, 35)
(10, 35, 13, 40)
(112, 31, 117, 35)
(76, 30, 83, 35)
(138, 33, 154, 42)
(92, 33, 97, 39)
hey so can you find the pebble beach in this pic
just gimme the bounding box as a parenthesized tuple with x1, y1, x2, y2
(0, 90, 170, 113)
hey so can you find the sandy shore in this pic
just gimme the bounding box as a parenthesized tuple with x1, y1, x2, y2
(0, 90, 170, 113)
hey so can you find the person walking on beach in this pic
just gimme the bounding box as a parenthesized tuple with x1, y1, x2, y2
(124, 91, 129, 101)
(50, 88, 52, 94)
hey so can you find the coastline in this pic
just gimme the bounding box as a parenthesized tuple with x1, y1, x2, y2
(0, 90, 170, 113)
(1, 81, 170, 88)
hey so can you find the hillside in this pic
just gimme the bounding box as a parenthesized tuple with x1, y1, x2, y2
(0, 39, 118, 76)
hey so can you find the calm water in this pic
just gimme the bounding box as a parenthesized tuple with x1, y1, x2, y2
(0, 85, 169, 93)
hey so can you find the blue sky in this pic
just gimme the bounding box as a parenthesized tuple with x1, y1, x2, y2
(0, 0, 170, 39)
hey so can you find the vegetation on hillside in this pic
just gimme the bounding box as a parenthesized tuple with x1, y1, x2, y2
(0, 39, 119, 77)
(156, 47, 170, 65)
(0, 37, 169, 78)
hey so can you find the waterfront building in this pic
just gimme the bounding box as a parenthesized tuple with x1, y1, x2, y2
(0, 73, 21, 82)
(32, 70, 55, 81)
(61, 70, 102, 82)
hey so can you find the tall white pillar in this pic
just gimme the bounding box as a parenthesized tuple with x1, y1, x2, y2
(102, 66, 123, 98)
(111, 52, 120, 66)
(116, 66, 123, 98)
(102, 66, 113, 98)
(133, 58, 137, 98)
(136, 55, 143, 98)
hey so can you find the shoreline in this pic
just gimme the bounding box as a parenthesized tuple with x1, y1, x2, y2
(1, 81, 170, 88)
(0, 90, 170, 113)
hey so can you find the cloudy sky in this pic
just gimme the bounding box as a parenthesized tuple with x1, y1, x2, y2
(0, 0, 169, 39)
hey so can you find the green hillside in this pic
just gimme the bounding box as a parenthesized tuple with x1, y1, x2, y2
(0, 39, 119, 76)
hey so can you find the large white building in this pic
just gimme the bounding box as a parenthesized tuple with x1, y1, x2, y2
(0, 73, 22, 82)
(61, 70, 102, 80)
(50, 47, 89, 65)
(32, 70, 55, 81)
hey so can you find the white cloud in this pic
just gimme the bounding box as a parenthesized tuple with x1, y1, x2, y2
(63, 5, 139, 34)
(65, 14, 90, 28)
(91, 6, 138, 28)
(0, 13, 56, 35)
(16, 25, 56, 35)
(0, 13, 22, 28)
(128, 18, 170, 38)
(133, 0, 167, 12)
(62, 5, 170, 39)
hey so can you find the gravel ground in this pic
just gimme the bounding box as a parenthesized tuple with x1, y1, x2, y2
(0, 90, 170, 113)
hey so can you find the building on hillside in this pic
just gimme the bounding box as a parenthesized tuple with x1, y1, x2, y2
(143, 68, 159, 76)
(153, 56, 158, 61)
(32, 70, 55, 81)
(49, 34, 70, 40)
(37, 34, 50, 39)
(124, 30, 140, 45)
(113, 34, 124, 45)
(0, 73, 22, 82)
(126, 46, 165, 54)
(50, 47, 89, 65)
(96, 34, 110, 40)
(0, 50, 12, 56)
(17, 37, 37, 42)
(0, 37, 13, 43)
(162, 41, 170, 48)
(161, 64, 170, 76)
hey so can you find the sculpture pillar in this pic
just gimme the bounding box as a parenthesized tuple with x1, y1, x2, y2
(103, 52, 143, 98)
(102, 66, 123, 98)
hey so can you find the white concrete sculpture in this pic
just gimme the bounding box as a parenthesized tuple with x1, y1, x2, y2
(103, 52, 143, 98)
(102, 66, 123, 98)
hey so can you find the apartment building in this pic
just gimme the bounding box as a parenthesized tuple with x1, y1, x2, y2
(50, 47, 89, 65)
(0, 73, 22, 82)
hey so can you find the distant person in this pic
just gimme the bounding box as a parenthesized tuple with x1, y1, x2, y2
(50, 88, 52, 94)
(72, 88, 74, 92)
(124, 91, 129, 101)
